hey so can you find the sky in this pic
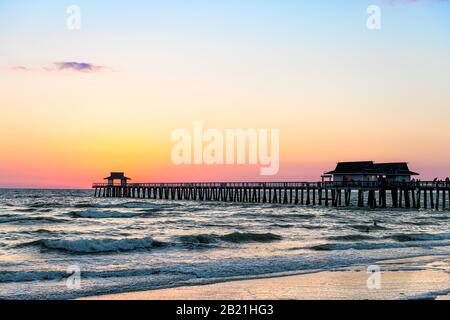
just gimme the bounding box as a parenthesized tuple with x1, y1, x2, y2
(0, 0, 449, 188)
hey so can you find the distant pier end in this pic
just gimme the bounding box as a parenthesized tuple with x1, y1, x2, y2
(104, 172, 131, 186)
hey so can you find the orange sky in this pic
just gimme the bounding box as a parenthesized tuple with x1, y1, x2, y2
(1, 1, 450, 188)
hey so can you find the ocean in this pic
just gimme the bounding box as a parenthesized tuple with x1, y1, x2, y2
(0, 189, 449, 300)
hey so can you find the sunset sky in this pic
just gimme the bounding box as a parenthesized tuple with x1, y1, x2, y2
(1, 0, 450, 188)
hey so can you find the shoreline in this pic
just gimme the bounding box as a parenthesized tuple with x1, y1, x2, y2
(80, 256, 450, 300)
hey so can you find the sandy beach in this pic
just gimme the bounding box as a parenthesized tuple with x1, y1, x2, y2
(82, 256, 450, 300)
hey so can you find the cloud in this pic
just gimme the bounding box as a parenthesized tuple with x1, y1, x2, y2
(7, 62, 106, 73)
(50, 62, 105, 73)
(8, 66, 30, 72)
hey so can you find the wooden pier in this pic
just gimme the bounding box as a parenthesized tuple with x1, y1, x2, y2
(92, 181, 450, 210)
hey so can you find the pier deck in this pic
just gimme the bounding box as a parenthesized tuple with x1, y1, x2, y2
(92, 181, 450, 209)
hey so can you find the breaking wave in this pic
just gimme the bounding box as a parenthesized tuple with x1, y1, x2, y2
(17, 232, 282, 255)
(20, 237, 166, 254)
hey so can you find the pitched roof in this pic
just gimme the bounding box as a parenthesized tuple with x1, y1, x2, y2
(104, 172, 131, 180)
(325, 161, 419, 176)
(325, 161, 376, 175)
(374, 163, 419, 176)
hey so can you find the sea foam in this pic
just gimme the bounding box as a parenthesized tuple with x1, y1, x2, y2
(23, 237, 165, 254)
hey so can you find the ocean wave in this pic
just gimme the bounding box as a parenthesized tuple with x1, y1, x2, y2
(388, 233, 450, 242)
(69, 210, 140, 219)
(0, 271, 68, 283)
(73, 203, 97, 208)
(428, 215, 449, 220)
(309, 239, 450, 251)
(137, 208, 164, 215)
(20, 237, 166, 254)
(219, 232, 282, 243)
(0, 266, 194, 284)
(178, 234, 218, 245)
(120, 202, 179, 210)
(71, 201, 179, 210)
(14, 208, 37, 213)
(242, 213, 315, 220)
(406, 221, 433, 226)
(326, 234, 375, 242)
(21, 229, 68, 236)
(28, 202, 63, 209)
(350, 224, 389, 232)
(177, 232, 282, 245)
(0, 216, 67, 224)
(1, 244, 449, 298)
(14, 208, 53, 213)
(0, 213, 19, 219)
(301, 224, 326, 230)
(271, 223, 295, 229)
